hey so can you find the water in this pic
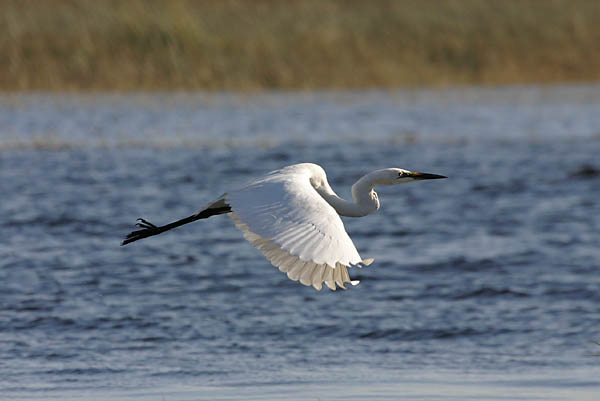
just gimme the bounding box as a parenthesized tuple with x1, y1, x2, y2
(1, 85, 600, 400)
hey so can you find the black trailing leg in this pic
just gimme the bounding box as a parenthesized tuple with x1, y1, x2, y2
(121, 206, 231, 246)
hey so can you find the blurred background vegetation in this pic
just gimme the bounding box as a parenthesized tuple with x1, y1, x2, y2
(1, 0, 600, 91)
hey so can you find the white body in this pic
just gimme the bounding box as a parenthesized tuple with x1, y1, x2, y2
(223, 163, 422, 291)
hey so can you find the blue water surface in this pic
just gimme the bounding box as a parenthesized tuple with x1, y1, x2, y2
(1, 85, 599, 400)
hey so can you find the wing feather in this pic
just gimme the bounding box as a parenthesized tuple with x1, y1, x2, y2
(323, 267, 336, 291)
(287, 260, 306, 281)
(311, 265, 325, 290)
(299, 263, 317, 286)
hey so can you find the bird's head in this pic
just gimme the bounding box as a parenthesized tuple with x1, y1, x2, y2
(373, 168, 447, 186)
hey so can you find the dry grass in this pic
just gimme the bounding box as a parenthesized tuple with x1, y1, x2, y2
(2, 0, 600, 90)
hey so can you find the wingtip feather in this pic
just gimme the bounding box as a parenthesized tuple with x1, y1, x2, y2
(362, 258, 374, 266)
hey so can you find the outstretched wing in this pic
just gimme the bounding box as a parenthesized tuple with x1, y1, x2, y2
(225, 166, 373, 291)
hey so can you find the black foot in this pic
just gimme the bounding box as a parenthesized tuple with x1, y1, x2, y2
(121, 218, 161, 246)
(135, 218, 157, 229)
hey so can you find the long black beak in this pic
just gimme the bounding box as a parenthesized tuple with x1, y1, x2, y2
(410, 172, 447, 180)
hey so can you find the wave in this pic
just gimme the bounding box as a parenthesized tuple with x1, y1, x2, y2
(451, 287, 529, 300)
(357, 326, 513, 341)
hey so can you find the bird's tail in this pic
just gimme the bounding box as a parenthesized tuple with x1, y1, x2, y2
(121, 204, 231, 246)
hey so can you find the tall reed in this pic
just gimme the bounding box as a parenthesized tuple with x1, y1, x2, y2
(2, 0, 599, 90)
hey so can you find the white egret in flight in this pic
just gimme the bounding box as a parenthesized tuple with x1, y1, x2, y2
(122, 163, 445, 291)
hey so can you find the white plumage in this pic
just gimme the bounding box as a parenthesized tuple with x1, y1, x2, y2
(226, 164, 370, 290)
(122, 163, 445, 291)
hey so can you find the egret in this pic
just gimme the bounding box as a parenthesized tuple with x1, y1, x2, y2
(122, 163, 445, 291)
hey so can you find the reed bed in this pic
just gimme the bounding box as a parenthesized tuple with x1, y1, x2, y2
(2, 0, 600, 90)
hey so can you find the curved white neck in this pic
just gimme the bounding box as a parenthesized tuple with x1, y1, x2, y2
(315, 171, 381, 217)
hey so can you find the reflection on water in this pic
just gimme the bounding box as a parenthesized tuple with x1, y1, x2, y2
(1, 85, 599, 400)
